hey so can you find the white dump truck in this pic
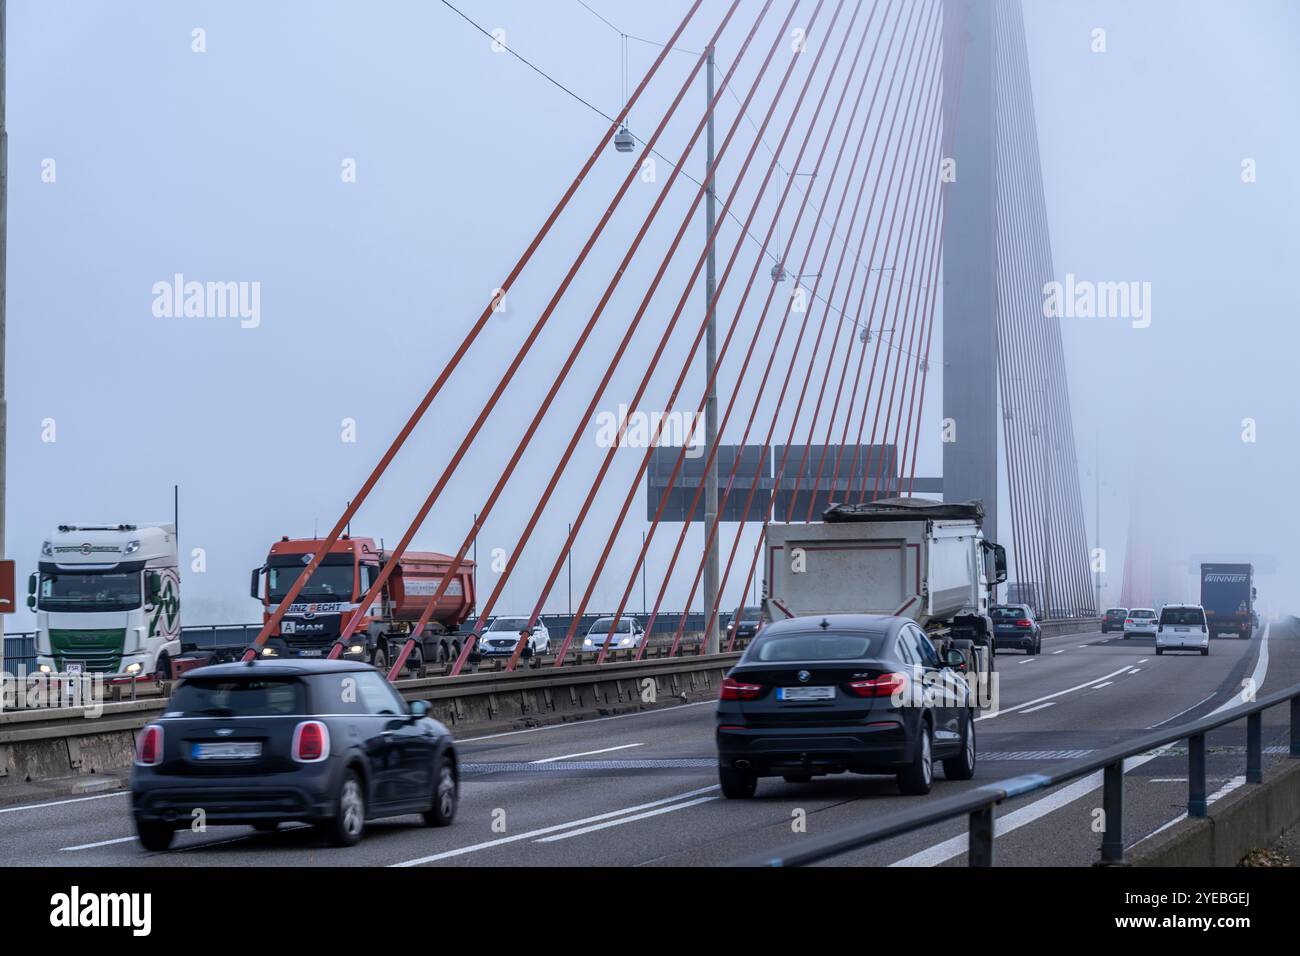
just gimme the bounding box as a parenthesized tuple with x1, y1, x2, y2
(28, 524, 181, 679)
(762, 498, 1006, 686)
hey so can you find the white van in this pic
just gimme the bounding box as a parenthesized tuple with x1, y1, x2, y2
(1155, 604, 1209, 657)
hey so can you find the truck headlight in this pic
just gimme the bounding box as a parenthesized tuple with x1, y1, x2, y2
(125, 662, 143, 674)
(261, 647, 277, 657)
(38, 664, 52, 674)
(348, 644, 364, 656)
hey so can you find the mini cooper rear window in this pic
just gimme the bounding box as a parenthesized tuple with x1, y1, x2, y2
(749, 633, 878, 662)
(169, 678, 305, 717)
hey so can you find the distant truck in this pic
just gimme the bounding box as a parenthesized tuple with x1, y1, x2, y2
(1199, 563, 1255, 639)
(763, 498, 1007, 688)
(248, 535, 476, 670)
(28, 524, 181, 679)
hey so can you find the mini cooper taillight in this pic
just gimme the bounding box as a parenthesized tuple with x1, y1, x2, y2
(135, 724, 164, 766)
(292, 721, 330, 762)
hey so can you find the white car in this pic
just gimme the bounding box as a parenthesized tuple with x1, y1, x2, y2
(1123, 608, 1158, 638)
(582, 616, 644, 651)
(1155, 605, 1210, 656)
(478, 616, 550, 657)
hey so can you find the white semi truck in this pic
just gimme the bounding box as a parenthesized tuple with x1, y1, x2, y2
(763, 497, 1006, 687)
(28, 524, 181, 679)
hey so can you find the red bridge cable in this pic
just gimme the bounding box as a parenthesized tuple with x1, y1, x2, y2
(451, 0, 821, 675)
(709, 4, 945, 636)
(240, 0, 707, 661)
(532, 0, 854, 670)
(686, 1, 944, 647)
(609, 0, 901, 662)
(361, 0, 762, 678)
(646, 0, 929, 658)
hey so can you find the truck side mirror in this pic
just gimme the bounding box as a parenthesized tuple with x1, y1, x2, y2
(26, 573, 36, 596)
(993, 544, 1008, 584)
(26, 594, 36, 610)
(250, 567, 263, 601)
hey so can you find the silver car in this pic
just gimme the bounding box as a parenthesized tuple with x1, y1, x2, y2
(1122, 608, 1158, 638)
(478, 616, 551, 657)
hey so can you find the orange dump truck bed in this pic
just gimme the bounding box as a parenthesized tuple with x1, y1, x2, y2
(385, 550, 475, 629)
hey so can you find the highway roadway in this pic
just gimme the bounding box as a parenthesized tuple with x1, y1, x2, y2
(2, 619, 1295, 867)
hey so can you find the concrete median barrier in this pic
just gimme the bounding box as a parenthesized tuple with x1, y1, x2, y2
(1127, 758, 1300, 867)
(0, 653, 741, 791)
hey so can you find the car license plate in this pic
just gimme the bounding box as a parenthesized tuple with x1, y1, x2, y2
(1175, 627, 1189, 633)
(778, 686, 835, 701)
(299, 649, 322, 657)
(193, 742, 261, 760)
(65, 662, 84, 675)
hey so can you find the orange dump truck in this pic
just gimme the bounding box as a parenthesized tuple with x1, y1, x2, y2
(249, 535, 475, 670)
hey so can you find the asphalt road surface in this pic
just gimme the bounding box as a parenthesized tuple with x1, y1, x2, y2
(3, 619, 1295, 867)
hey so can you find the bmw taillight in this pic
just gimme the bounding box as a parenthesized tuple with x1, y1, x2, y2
(292, 721, 330, 762)
(135, 724, 164, 766)
(720, 676, 763, 701)
(1015, 619, 1032, 628)
(848, 672, 908, 698)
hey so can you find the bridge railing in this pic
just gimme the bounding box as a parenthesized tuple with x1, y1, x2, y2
(734, 680, 1300, 867)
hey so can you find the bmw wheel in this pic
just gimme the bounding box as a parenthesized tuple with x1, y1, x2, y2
(719, 765, 758, 799)
(898, 720, 934, 795)
(942, 711, 977, 780)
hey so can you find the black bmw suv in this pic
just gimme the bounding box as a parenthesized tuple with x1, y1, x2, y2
(716, 614, 976, 798)
(131, 659, 457, 850)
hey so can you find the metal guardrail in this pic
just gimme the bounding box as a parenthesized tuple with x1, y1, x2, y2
(736, 679, 1300, 867)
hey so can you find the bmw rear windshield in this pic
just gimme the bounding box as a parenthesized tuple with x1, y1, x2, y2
(746, 632, 880, 662)
(167, 677, 306, 717)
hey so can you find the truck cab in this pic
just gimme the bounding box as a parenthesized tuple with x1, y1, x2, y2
(249, 536, 475, 671)
(29, 524, 181, 679)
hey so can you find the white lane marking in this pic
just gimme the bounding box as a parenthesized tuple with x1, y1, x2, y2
(898, 628, 1267, 866)
(0, 791, 127, 815)
(1208, 624, 1270, 718)
(1017, 658, 1035, 665)
(458, 700, 714, 743)
(1051, 650, 1065, 655)
(1129, 776, 1247, 848)
(1093, 682, 1114, 689)
(391, 785, 720, 866)
(531, 743, 644, 764)
(534, 796, 717, 842)
(1078, 644, 1089, 648)
(977, 665, 1135, 722)
(61, 835, 136, 851)
(1149, 778, 1188, 784)
(1020, 703, 1055, 715)
(1128, 668, 1142, 674)
(1137, 659, 1149, 664)
(891, 748, 1173, 867)
(1147, 692, 1216, 730)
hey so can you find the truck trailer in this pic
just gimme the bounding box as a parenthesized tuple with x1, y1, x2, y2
(1199, 562, 1255, 639)
(28, 523, 181, 679)
(763, 498, 1006, 689)
(246, 535, 476, 670)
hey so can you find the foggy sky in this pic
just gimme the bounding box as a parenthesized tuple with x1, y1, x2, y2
(8, 0, 1298, 630)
